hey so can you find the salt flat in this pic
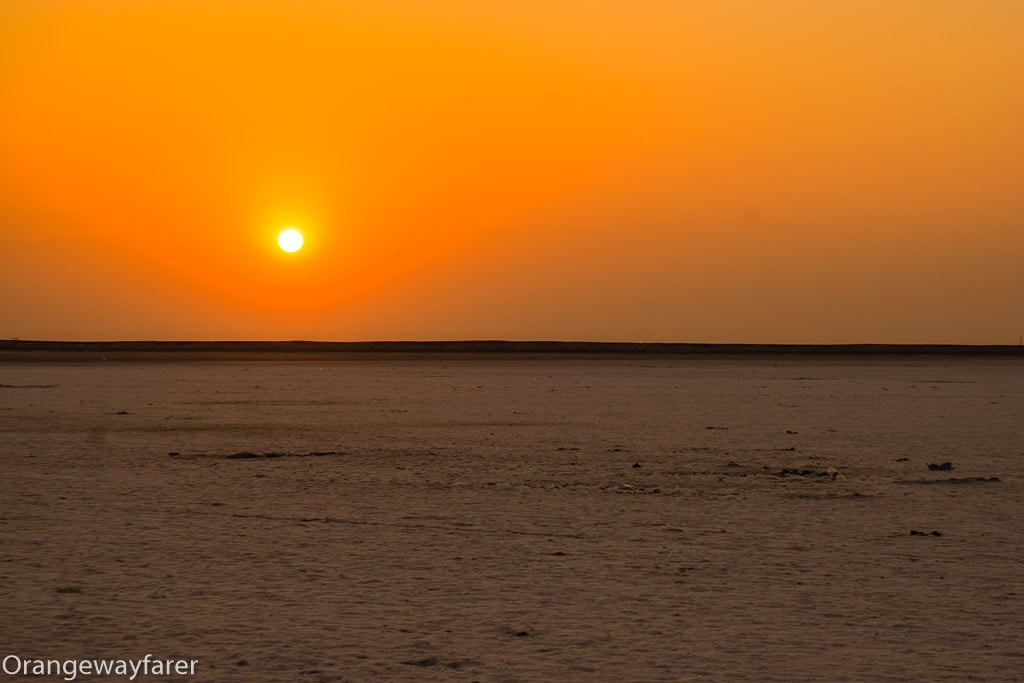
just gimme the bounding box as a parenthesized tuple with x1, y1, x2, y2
(1, 358, 1021, 681)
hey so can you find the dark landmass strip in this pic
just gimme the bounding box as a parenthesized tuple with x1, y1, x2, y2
(1, 339, 1023, 361)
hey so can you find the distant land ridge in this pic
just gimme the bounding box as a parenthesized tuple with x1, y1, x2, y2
(1, 340, 1022, 359)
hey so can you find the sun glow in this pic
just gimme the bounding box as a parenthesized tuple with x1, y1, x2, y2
(277, 228, 304, 253)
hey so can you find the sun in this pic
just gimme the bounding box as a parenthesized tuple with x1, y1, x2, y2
(277, 228, 304, 253)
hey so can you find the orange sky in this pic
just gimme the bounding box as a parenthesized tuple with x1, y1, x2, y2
(2, 0, 1022, 343)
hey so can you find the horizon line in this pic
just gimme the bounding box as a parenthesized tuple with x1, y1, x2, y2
(2, 339, 1023, 358)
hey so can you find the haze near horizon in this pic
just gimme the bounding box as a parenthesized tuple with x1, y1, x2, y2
(2, 1, 1022, 343)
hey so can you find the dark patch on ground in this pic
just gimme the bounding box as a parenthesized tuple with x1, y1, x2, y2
(169, 451, 346, 460)
(896, 477, 1000, 485)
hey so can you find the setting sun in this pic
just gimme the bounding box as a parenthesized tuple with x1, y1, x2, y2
(277, 228, 304, 253)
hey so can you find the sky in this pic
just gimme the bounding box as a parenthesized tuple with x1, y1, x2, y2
(2, 0, 1022, 343)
